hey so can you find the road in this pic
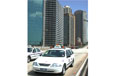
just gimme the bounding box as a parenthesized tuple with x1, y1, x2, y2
(28, 47, 88, 76)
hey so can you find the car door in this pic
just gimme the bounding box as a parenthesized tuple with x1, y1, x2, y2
(66, 50, 71, 67)
(32, 48, 37, 58)
(36, 48, 41, 56)
(67, 50, 73, 63)
(70, 49, 74, 60)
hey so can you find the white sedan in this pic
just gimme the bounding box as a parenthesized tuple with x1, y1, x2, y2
(32, 48, 75, 74)
(27, 47, 42, 63)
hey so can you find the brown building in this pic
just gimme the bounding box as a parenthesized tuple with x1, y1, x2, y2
(74, 10, 88, 46)
(64, 6, 75, 47)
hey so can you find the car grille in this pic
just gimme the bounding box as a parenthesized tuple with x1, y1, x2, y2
(39, 63, 50, 66)
(36, 69, 54, 72)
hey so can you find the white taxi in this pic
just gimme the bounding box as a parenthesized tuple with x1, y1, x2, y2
(27, 47, 42, 63)
(32, 45, 75, 74)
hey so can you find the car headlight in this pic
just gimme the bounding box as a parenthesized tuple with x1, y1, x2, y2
(51, 63, 62, 67)
(33, 62, 38, 66)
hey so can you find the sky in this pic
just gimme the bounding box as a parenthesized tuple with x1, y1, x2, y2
(58, 0, 88, 14)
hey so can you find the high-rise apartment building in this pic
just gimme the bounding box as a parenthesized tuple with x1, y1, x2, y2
(43, 0, 64, 46)
(28, 0, 44, 46)
(74, 10, 88, 45)
(64, 6, 75, 47)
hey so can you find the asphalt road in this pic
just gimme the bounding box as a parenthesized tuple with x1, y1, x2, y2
(28, 48, 88, 76)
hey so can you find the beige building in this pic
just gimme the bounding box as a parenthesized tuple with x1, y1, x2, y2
(64, 6, 75, 47)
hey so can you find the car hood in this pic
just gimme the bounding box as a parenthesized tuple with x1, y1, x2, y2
(35, 56, 65, 64)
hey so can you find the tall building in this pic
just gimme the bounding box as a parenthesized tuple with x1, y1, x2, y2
(43, 0, 64, 46)
(69, 14, 75, 47)
(64, 6, 75, 47)
(64, 13, 69, 46)
(74, 10, 88, 45)
(28, 0, 44, 46)
(64, 5, 72, 14)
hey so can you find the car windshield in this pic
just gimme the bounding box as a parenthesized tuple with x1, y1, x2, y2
(28, 48, 32, 52)
(42, 50, 65, 57)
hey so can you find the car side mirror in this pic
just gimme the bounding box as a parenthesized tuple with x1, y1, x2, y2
(39, 53, 42, 56)
(67, 55, 70, 58)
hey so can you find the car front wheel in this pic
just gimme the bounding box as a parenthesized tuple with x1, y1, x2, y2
(61, 65, 66, 75)
(28, 56, 31, 63)
(70, 60, 74, 67)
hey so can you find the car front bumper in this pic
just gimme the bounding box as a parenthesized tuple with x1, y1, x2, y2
(33, 66, 62, 73)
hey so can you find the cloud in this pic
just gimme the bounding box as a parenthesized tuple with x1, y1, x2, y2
(30, 11, 42, 18)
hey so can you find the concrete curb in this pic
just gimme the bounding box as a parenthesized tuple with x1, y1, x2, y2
(76, 57, 88, 76)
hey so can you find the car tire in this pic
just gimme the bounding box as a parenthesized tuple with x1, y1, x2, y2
(61, 65, 66, 75)
(28, 56, 31, 63)
(70, 60, 74, 67)
(34, 71, 38, 73)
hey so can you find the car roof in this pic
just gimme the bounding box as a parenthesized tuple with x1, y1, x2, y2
(49, 48, 71, 51)
(28, 47, 39, 48)
(28, 47, 33, 48)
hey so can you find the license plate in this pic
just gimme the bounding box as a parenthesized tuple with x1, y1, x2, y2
(40, 68, 47, 71)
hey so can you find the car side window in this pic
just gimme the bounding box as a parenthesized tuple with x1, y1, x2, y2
(66, 50, 68, 57)
(68, 50, 72, 55)
(71, 50, 73, 54)
(70, 49, 73, 55)
(66, 50, 71, 57)
(36, 48, 40, 52)
(33, 49, 36, 53)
